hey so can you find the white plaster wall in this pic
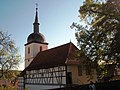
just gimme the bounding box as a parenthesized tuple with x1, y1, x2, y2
(25, 43, 48, 68)
(18, 77, 24, 90)
(26, 66, 66, 85)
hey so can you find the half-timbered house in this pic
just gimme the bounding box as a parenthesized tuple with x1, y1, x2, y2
(18, 7, 98, 90)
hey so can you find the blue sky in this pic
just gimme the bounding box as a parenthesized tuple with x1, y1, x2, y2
(0, 0, 84, 70)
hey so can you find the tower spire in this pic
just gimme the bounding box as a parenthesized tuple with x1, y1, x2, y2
(33, 3, 39, 33)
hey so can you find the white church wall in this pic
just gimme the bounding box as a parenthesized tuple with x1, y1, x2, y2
(25, 66, 67, 86)
(18, 77, 24, 90)
(25, 43, 48, 68)
(25, 43, 47, 60)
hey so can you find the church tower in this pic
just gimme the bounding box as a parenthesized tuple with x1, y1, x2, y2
(25, 7, 48, 68)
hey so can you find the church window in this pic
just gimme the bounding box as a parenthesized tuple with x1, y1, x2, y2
(78, 65, 82, 76)
(28, 47, 30, 54)
(40, 46, 42, 51)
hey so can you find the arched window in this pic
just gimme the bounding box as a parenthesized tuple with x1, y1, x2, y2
(40, 46, 42, 51)
(28, 47, 30, 54)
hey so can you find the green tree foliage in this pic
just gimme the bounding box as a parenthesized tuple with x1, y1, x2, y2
(0, 31, 20, 78)
(71, 0, 120, 79)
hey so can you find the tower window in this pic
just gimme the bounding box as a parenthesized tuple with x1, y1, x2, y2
(28, 47, 30, 54)
(40, 46, 42, 51)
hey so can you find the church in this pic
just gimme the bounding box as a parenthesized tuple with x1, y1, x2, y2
(18, 7, 98, 90)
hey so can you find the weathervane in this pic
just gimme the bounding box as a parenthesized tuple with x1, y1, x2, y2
(36, 3, 38, 10)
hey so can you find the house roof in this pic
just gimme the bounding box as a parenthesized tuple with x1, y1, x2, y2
(25, 42, 78, 71)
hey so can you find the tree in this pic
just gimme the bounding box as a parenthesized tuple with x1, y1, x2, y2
(0, 31, 20, 78)
(71, 0, 120, 80)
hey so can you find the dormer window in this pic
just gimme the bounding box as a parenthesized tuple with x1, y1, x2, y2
(40, 46, 42, 51)
(28, 47, 30, 54)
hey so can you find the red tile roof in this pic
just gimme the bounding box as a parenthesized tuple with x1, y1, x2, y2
(25, 42, 78, 71)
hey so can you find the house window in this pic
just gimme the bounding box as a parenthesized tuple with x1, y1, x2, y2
(28, 47, 30, 54)
(40, 46, 42, 51)
(78, 65, 82, 76)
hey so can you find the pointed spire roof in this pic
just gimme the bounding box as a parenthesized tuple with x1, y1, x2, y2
(33, 6, 39, 33)
(26, 4, 48, 45)
(34, 7, 39, 24)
